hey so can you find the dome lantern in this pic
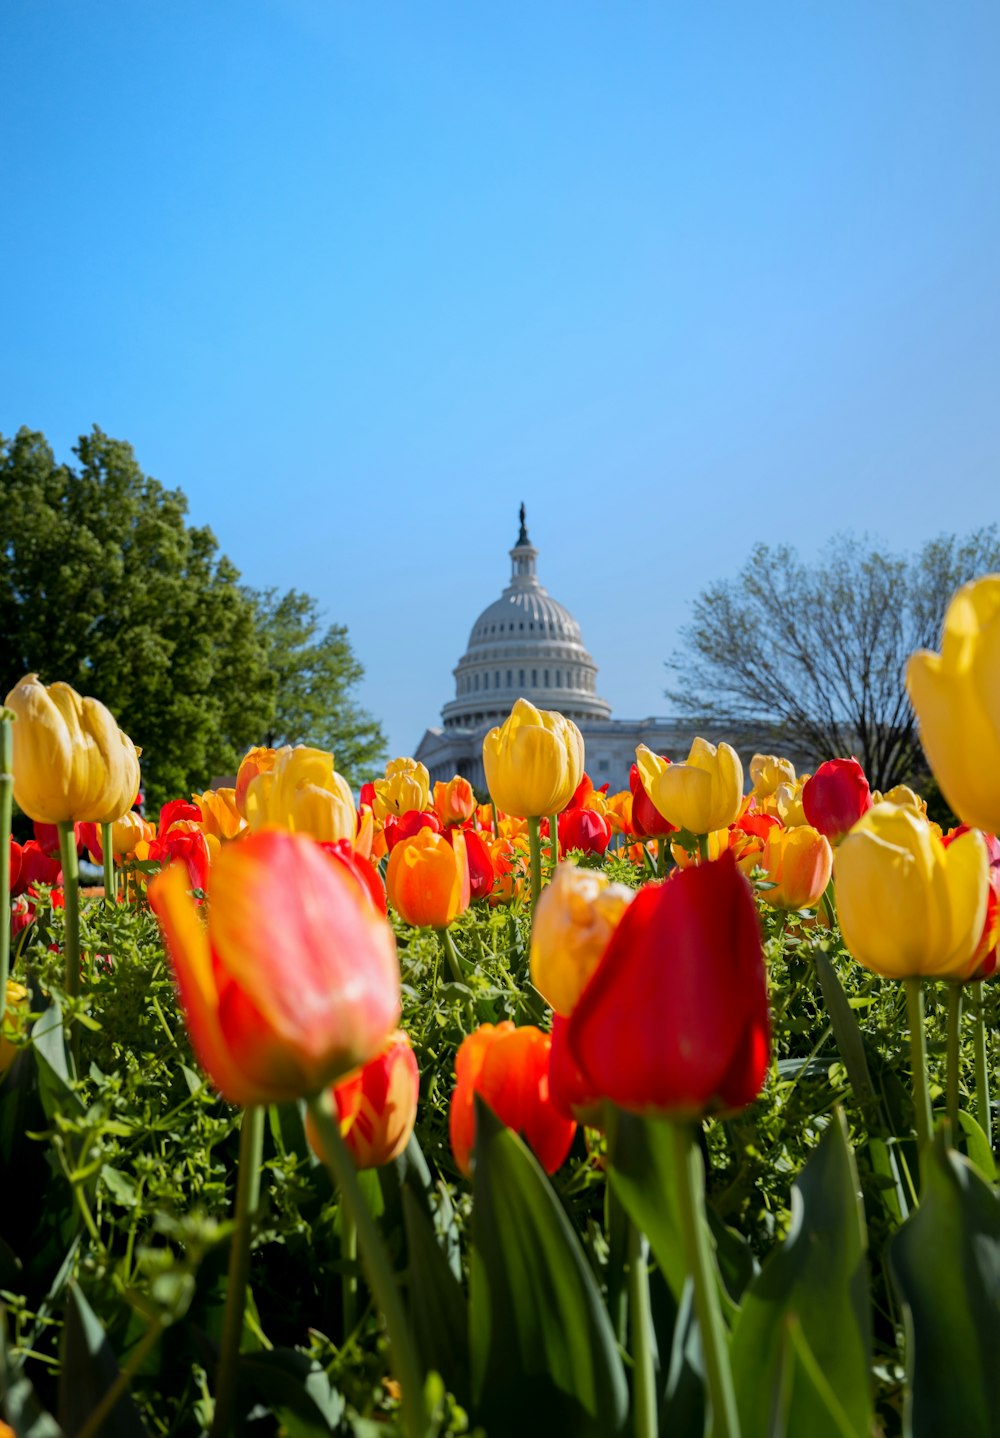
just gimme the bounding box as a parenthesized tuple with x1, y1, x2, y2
(440, 508, 612, 731)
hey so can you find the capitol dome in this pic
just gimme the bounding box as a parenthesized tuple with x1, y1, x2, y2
(440, 507, 612, 730)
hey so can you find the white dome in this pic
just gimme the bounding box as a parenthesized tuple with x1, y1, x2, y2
(441, 508, 612, 730)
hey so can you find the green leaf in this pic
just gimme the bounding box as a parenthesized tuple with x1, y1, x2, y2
(236, 1349, 346, 1436)
(772, 1315, 859, 1438)
(889, 1126, 1000, 1438)
(401, 1185, 470, 1405)
(957, 1109, 996, 1182)
(606, 1108, 686, 1301)
(730, 1110, 872, 1438)
(1, 1376, 65, 1438)
(58, 1283, 148, 1437)
(469, 1099, 628, 1436)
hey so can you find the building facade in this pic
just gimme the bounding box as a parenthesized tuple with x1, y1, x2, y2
(416, 509, 749, 793)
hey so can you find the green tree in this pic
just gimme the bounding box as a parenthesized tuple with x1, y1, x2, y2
(0, 426, 274, 809)
(0, 426, 384, 809)
(251, 587, 385, 784)
(671, 529, 1000, 792)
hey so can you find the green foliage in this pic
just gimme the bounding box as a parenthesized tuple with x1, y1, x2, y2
(3, 852, 1000, 1436)
(251, 588, 386, 785)
(671, 528, 1000, 789)
(0, 428, 384, 807)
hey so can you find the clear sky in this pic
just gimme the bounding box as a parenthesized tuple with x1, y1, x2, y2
(4, 2, 999, 762)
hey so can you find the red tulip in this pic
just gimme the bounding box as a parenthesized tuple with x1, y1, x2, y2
(149, 830, 400, 1105)
(461, 827, 496, 901)
(310, 1030, 420, 1170)
(558, 806, 612, 856)
(12, 840, 62, 896)
(568, 852, 769, 1117)
(318, 839, 387, 915)
(383, 808, 442, 852)
(32, 820, 84, 858)
(629, 761, 676, 839)
(802, 758, 873, 843)
(944, 825, 1000, 980)
(449, 1021, 576, 1177)
(548, 1014, 603, 1127)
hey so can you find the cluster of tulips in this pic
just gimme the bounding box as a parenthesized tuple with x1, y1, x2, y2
(3, 569, 1000, 1437)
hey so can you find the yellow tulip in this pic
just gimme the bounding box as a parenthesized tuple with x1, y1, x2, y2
(482, 699, 584, 819)
(749, 753, 796, 800)
(0, 981, 30, 1075)
(636, 737, 743, 836)
(5, 673, 140, 824)
(774, 775, 810, 827)
(530, 862, 634, 1016)
(373, 757, 431, 819)
(245, 745, 355, 843)
(907, 575, 1000, 834)
(833, 803, 987, 979)
(194, 787, 247, 841)
(109, 810, 155, 857)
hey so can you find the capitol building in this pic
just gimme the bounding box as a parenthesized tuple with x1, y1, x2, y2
(415, 509, 700, 793)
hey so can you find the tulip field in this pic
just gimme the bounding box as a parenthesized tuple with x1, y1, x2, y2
(2, 577, 1000, 1438)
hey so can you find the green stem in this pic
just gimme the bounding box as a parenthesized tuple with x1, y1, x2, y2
(0, 711, 13, 1034)
(57, 822, 81, 1002)
(76, 1314, 166, 1438)
(904, 978, 932, 1156)
(439, 927, 465, 984)
(307, 1091, 428, 1438)
(628, 1221, 658, 1438)
(549, 812, 560, 866)
(210, 1104, 265, 1438)
(946, 982, 962, 1138)
(669, 1121, 740, 1438)
(528, 815, 542, 912)
(342, 1207, 358, 1338)
(696, 832, 710, 864)
(657, 835, 669, 878)
(101, 821, 115, 903)
(819, 882, 837, 929)
(972, 980, 992, 1148)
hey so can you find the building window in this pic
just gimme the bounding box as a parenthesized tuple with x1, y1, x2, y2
(495, 671, 500, 687)
(531, 669, 537, 685)
(519, 669, 525, 685)
(555, 671, 561, 687)
(520, 622, 524, 630)
(544, 669, 549, 685)
(474, 673, 479, 690)
(483, 672, 489, 689)
(598, 759, 610, 773)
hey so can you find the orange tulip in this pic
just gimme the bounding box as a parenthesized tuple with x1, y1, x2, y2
(488, 833, 530, 905)
(449, 1021, 576, 1177)
(759, 824, 833, 909)
(308, 1030, 419, 1169)
(433, 776, 477, 827)
(194, 787, 246, 842)
(149, 830, 400, 1105)
(385, 828, 471, 928)
(234, 746, 277, 819)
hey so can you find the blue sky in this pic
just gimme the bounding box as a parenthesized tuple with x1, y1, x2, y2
(4, 2, 999, 761)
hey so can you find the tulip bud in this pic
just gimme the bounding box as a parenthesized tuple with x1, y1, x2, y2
(907, 575, 1000, 834)
(449, 1022, 576, 1177)
(530, 862, 635, 1016)
(149, 831, 401, 1104)
(482, 699, 584, 819)
(5, 674, 140, 825)
(308, 1030, 419, 1170)
(245, 745, 356, 843)
(834, 804, 987, 980)
(637, 737, 743, 836)
(234, 746, 277, 819)
(629, 758, 676, 838)
(558, 806, 612, 856)
(802, 758, 873, 842)
(433, 776, 477, 827)
(374, 758, 431, 820)
(749, 753, 796, 800)
(758, 824, 833, 909)
(384, 808, 442, 852)
(385, 827, 471, 929)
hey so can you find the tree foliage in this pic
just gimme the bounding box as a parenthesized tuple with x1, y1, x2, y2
(0, 426, 384, 807)
(671, 529, 1000, 791)
(252, 587, 385, 784)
